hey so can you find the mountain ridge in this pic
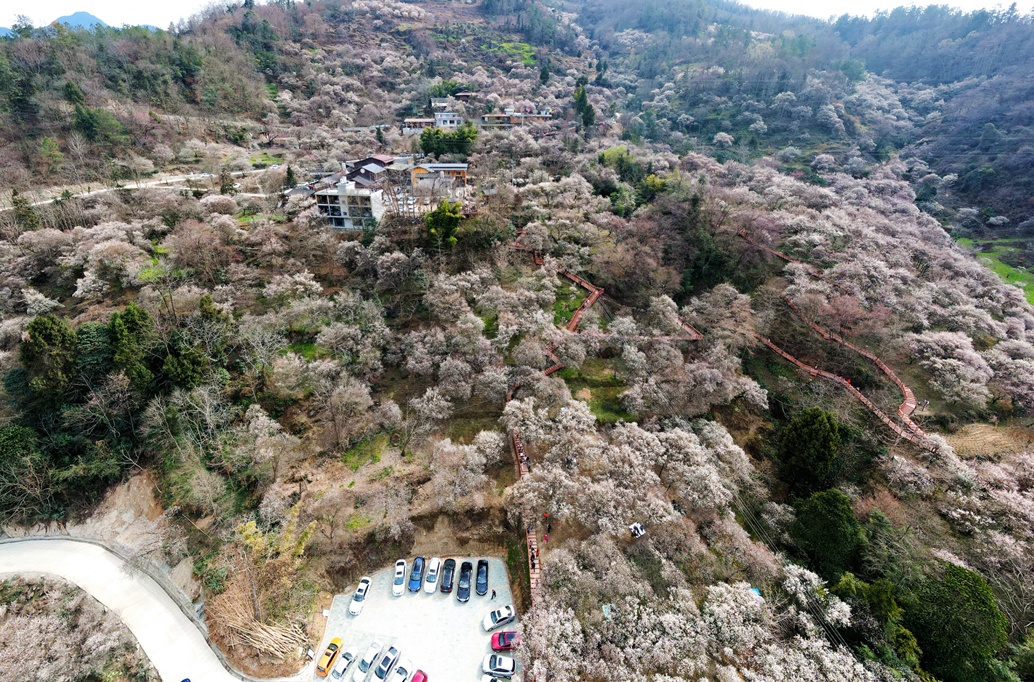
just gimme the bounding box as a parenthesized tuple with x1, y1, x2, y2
(52, 11, 109, 29)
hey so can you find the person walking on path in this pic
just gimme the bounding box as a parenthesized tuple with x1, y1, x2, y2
(491, 589, 497, 600)
(546, 522, 552, 533)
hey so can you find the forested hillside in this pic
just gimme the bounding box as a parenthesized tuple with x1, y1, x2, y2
(576, 0, 1034, 275)
(1, 1, 1034, 681)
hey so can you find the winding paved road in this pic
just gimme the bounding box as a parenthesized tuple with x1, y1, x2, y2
(0, 537, 307, 682)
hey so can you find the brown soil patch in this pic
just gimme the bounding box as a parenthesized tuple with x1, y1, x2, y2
(410, 511, 508, 559)
(945, 423, 1034, 459)
(575, 387, 592, 401)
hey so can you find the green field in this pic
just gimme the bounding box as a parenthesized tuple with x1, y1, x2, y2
(957, 238, 1034, 304)
(250, 152, 284, 168)
(557, 359, 633, 424)
(553, 282, 588, 327)
(483, 41, 536, 66)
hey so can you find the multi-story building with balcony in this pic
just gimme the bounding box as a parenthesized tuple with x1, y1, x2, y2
(314, 181, 385, 230)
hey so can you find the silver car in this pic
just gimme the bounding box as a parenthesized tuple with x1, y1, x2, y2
(349, 577, 372, 616)
(330, 646, 358, 679)
(483, 654, 517, 677)
(352, 641, 382, 682)
(423, 557, 441, 594)
(390, 656, 414, 682)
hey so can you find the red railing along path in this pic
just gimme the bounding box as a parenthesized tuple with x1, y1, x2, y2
(755, 335, 937, 452)
(781, 297, 923, 434)
(736, 227, 927, 439)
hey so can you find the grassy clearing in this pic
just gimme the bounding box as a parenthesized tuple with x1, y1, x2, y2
(346, 514, 371, 530)
(288, 341, 322, 361)
(445, 417, 501, 443)
(484, 40, 536, 66)
(553, 282, 588, 327)
(558, 359, 633, 424)
(342, 433, 388, 471)
(480, 312, 499, 340)
(237, 212, 264, 225)
(958, 237, 1034, 304)
(250, 152, 284, 168)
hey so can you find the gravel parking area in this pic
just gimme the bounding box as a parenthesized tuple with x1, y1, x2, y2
(315, 557, 516, 681)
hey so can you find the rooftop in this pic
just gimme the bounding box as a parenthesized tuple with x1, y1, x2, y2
(415, 163, 469, 171)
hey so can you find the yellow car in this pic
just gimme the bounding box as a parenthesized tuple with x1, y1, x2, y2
(316, 637, 343, 677)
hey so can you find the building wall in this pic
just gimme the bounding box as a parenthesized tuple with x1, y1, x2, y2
(315, 183, 385, 230)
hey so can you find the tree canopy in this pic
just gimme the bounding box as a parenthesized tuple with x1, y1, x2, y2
(791, 489, 865, 580)
(779, 407, 841, 495)
(903, 563, 1009, 682)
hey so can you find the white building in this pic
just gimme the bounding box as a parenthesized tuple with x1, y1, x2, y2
(314, 181, 385, 230)
(434, 111, 464, 130)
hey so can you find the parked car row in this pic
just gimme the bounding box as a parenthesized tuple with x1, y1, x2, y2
(389, 557, 493, 603)
(316, 636, 428, 682)
(334, 559, 518, 682)
(480, 604, 518, 679)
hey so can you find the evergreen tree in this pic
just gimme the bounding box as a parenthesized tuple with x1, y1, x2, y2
(420, 126, 446, 156)
(20, 314, 77, 398)
(74, 322, 114, 388)
(11, 189, 40, 230)
(420, 124, 478, 158)
(162, 340, 209, 389)
(109, 304, 156, 394)
(778, 407, 841, 495)
(37, 137, 64, 176)
(904, 563, 1009, 682)
(573, 83, 597, 130)
(63, 81, 86, 105)
(424, 199, 463, 250)
(219, 167, 237, 195)
(791, 489, 865, 580)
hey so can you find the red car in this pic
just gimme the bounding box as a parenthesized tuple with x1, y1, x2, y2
(491, 631, 520, 651)
(410, 672, 427, 682)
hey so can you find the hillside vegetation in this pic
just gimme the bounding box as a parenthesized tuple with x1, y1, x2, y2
(1, 1, 1034, 681)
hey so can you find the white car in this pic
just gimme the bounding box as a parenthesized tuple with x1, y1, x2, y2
(390, 656, 414, 682)
(352, 641, 383, 682)
(482, 605, 516, 632)
(270, 164, 281, 169)
(423, 557, 441, 594)
(331, 646, 359, 679)
(482, 653, 517, 677)
(392, 559, 407, 597)
(349, 577, 372, 616)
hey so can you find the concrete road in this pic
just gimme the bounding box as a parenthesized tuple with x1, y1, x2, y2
(321, 557, 516, 682)
(0, 537, 309, 682)
(11, 168, 271, 209)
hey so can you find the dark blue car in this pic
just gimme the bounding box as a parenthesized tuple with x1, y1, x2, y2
(408, 556, 425, 592)
(457, 560, 473, 602)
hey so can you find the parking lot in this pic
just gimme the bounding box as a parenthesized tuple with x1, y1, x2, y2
(315, 557, 516, 681)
